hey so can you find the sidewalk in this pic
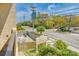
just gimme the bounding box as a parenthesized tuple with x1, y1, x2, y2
(18, 51, 25, 56)
(68, 46, 79, 53)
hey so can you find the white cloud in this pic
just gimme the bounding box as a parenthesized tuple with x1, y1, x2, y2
(55, 6, 79, 13)
(48, 4, 57, 11)
(56, 9, 79, 15)
(16, 11, 31, 23)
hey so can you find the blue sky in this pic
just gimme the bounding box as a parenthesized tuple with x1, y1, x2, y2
(16, 3, 79, 23)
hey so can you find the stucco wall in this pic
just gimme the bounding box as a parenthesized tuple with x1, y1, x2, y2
(0, 4, 16, 51)
(0, 4, 12, 34)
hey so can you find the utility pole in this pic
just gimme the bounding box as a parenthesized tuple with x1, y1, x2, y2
(23, 15, 25, 21)
(67, 15, 73, 32)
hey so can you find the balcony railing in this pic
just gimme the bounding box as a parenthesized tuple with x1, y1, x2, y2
(5, 32, 16, 56)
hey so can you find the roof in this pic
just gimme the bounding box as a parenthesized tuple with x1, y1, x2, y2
(17, 31, 39, 41)
(39, 13, 48, 17)
(17, 31, 47, 44)
(27, 32, 39, 41)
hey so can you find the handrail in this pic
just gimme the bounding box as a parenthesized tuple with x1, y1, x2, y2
(5, 32, 16, 56)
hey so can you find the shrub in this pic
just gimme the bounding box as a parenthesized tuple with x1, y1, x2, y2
(55, 40, 68, 50)
(16, 25, 25, 31)
(58, 26, 67, 32)
(24, 40, 79, 56)
(60, 49, 79, 56)
(36, 26, 45, 34)
(37, 45, 58, 56)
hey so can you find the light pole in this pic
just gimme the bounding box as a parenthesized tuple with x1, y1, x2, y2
(30, 5, 36, 31)
(48, 3, 57, 17)
(23, 14, 26, 21)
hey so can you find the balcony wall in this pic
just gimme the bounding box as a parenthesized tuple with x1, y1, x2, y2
(0, 4, 16, 52)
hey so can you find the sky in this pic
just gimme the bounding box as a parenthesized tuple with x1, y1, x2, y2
(16, 3, 79, 23)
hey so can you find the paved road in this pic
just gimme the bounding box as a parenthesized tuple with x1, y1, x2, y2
(43, 29, 79, 49)
(17, 27, 79, 50)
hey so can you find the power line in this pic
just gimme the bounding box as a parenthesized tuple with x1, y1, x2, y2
(56, 12, 79, 16)
(55, 7, 79, 13)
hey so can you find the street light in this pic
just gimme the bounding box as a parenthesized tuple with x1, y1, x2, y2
(23, 14, 26, 21)
(30, 5, 36, 31)
(48, 3, 57, 17)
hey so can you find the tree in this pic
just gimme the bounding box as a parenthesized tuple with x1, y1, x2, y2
(71, 16, 79, 27)
(54, 16, 67, 28)
(36, 26, 45, 34)
(16, 25, 25, 31)
(44, 19, 54, 29)
(34, 19, 40, 27)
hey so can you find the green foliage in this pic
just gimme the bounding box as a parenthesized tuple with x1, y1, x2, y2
(71, 16, 79, 27)
(36, 26, 45, 34)
(16, 25, 25, 31)
(17, 15, 79, 32)
(24, 40, 79, 56)
(24, 49, 36, 56)
(37, 45, 58, 56)
(55, 40, 68, 50)
(37, 41, 79, 56)
(44, 19, 54, 29)
(58, 26, 68, 32)
(34, 19, 40, 27)
(17, 21, 32, 27)
(60, 49, 79, 56)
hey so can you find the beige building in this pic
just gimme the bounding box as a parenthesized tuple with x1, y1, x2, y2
(39, 13, 49, 20)
(0, 3, 16, 54)
(17, 31, 47, 51)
